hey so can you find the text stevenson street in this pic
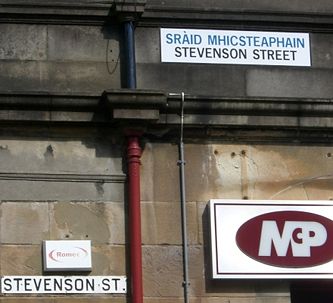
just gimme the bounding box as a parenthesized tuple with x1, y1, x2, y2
(161, 28, 311, 67)
(173, 47, 297, 62)
(0, 276, 127, 294)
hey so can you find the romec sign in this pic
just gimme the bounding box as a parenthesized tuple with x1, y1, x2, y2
(210, 200, 333, 279)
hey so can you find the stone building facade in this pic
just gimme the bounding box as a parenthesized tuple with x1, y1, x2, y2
(1, 1, 333, 302)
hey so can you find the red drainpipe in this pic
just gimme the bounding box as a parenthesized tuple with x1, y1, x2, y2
(126, 133, 143, 303)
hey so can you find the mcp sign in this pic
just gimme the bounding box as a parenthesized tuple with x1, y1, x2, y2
(210, 200, 333, 279)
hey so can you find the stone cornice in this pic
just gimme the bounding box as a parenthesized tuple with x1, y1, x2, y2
(141, 9, 333, 32)
(141, 2, 333, 32)
(2, 90, 333, 143)
(0, 0, 146, 24)
(0, 0, 332, 30)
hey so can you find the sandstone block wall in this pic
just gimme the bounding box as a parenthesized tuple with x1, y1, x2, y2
(1, 0, 333, 302)
(0, 129, 127, 302)
(139, 143, 333, 302)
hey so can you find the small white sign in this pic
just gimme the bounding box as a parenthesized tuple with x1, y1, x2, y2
(0, 276, 126, 294)
(210, 200, 333, 279)
(161, 28, 311, 66)
(43, 240, 92, 272)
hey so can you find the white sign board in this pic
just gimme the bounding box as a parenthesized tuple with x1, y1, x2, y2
(161, 28, 311, 66)
(43, 240, 92, 272)
(210, 200, 333, 279)
(0, 276, 126, 294)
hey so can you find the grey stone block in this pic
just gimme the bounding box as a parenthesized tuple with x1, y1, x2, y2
(137, 63, 246, 96)
(311, 33, 333, 69)
(246, 68, 333, 98)
(0, 24, 47, 60)
(135, 27, 161, 64)
(140, 143, 179, 202)
(48, 25, 120, 63)
(141, 201, 198, 245)
(0, 245, 42, 275)
(0, 139, 123, 175)
(91, 245, 126, 275)
(147, 0, 333, 14)
(142, 245, 204, 297)
(0, 61, 121, 93)
(0, 180, 124, 202)
(47, 61, 121, 93)
(0, 202, 49, 244)
(50, 202, 125, 244)
(0, 61, 48, 92)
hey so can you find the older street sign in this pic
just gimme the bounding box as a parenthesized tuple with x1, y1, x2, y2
(0, 276, 127, 294)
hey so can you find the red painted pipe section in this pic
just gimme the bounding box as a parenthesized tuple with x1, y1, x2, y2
(126, 134, 143, 303)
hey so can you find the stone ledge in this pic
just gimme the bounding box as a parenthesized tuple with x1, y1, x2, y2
(142, 4, 333, 32)
(0, 172, 126, 183)
(0, 0, 146, 24)
(1, 91, 333, 142)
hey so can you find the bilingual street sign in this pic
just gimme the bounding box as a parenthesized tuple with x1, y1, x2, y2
(0, 276, 127, 294)
(210, 200, 333, 279)
(161, 28, 311, 66)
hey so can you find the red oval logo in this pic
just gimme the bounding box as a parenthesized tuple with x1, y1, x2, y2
(48, 247, 88, 263)
(236, 211, 333, 268)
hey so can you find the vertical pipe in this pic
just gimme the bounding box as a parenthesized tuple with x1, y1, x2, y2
(124, 20, 137, 89)
(178, 92, 190, 303)
(123, 17, 143, 303)
(127, 134, 143, 303)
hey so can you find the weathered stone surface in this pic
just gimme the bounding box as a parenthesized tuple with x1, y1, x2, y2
(91, 245, 126, 275)
(142, 142, 333, 196)
(144, 299, 201, 303)
(0, 23, 121, 94)
(137, 63, 246, 97)
(146, 0, 333, 14)
(201, 278, 290, 302)
(140, 143, 179, 202)
(0, 61, 120, 93)
(48, 25, 120, 62)
(197, 201, 209, 246)
(0, 299, 56, 303)
(0, 24, 47, 60)
(185, 145, 238, 201)
(0, 138, 125, 201)
(0, 180, 124, 202)
(135, 28, 160, 64)
(0, 298, 126, 303)
(141, 143, 245, 202)
(50, 202, 125, 244)
(247, 145, 333, 200)
(142, 245, 204, 297)
(0, 202, 49, 244)
(0, 245, 42, 275)
(47, 61, 121, 93)
(311, 34, 333, 69)
(200, 298, 290, 303)
(255, 281, 290, 297)
(141, 201, 198, 245)
(53, 298, 126, 303)
(0, 139, 123, 175)
(246, 69, 333, 98)
(0, 61, 48, 92)
(254, 299, 290, 303)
